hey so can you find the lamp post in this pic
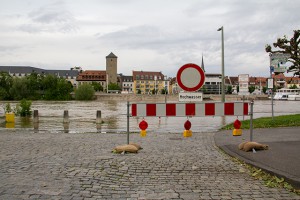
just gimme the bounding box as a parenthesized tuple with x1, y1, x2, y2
(217, 26, 225, 102)
(218, 76, 221, 95)
(154, 75, 157, 95)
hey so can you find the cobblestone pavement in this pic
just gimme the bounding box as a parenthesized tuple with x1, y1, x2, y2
(0, 131, 299, 200)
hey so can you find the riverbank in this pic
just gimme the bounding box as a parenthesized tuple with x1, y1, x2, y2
(95, 92, 269, 102)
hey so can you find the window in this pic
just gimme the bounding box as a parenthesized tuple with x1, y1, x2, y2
(136, 75, 140, 80)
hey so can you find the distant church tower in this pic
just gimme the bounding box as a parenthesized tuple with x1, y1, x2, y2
(106, 52, 118, 84)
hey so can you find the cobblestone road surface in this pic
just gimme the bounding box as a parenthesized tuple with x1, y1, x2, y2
(0, 131, 299, 200)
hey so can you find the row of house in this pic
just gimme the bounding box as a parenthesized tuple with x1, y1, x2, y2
(1, 52, 300, 95)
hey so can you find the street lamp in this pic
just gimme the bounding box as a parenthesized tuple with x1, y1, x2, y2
(217, 26, 225, 102)
(154, 75, 157, 95)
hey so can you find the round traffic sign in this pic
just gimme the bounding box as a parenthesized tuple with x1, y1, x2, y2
(176, 63, 205, 92)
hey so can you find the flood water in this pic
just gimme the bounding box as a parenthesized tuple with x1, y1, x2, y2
(0, 100, 299, 134)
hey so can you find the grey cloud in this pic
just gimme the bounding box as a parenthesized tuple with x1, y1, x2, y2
(0, 45, 22, 53)
(97, 25, 209, 51)
(18, 1, 78, 33)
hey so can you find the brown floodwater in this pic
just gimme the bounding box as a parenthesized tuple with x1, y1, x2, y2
(0, 100, 299, 134)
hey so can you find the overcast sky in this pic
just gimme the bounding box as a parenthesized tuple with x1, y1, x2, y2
(0, 0, 299, 77)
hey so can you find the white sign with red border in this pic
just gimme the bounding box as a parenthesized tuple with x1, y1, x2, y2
(176, 63, 205, 92)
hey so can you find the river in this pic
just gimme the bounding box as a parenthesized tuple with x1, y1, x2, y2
(0, 100, 299, 134)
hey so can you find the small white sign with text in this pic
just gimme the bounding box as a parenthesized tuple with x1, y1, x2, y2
(179, 92, 203, 102)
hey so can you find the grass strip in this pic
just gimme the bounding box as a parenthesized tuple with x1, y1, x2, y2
(221, 114, 300, 130)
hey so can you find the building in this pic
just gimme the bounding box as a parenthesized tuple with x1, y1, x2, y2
(76, 70, 107, 88)
(285, 76, 300, 88)
(0, 66, 80, 86)
(120, 75, 133, 93)
(76, 52, 119, 91)
(106, 52, 118, 84)
(202, 73, 223, 94)
(132, 71, 165, 94)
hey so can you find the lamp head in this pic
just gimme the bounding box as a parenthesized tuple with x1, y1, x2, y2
(217, 27, 223, 31)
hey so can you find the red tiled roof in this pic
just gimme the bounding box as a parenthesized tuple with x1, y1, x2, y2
(77, 70, 106, 81)
(132, 71, 165, 81)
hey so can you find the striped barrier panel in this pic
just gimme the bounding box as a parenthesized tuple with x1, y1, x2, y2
(131, 102, 249, 117)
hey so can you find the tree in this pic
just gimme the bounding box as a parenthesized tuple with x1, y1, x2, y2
(41, 75, 73, 100)
(265, 30, 300, 77)
(42, 75, 58, 100)
(108, 83, 121, 91)
(262, 86, 267, 94)
(56, 79, 73, 100)
(75, 84, 95, 100)
(91, 82, 103, 91)
(10, 77, 30, 100)
(248, 86, 255, 94)
(26, 72, 41, 99)
(226, 85, 233, 94)
(0, 72, 13, 100)
(289, 84, 298, 89)
(161, 88, 168, 94)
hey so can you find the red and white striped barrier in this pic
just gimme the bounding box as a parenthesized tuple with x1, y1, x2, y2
(131, 102, 249, 117)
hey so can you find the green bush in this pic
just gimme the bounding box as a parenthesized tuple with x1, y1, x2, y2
(15, 99, 32, 117)
(4, 103, 13, 113)
(75, 84, 95, 100)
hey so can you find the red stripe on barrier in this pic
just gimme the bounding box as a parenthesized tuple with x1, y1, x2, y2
(132, 104, 137, 116)
(166, 103, 176, 116)
(224, 103, 234, 115)
(205, 103, 215, 115)
(186, 103, 195, 116)
(244, 102, 248, 115)
(147, 104, 156, 116)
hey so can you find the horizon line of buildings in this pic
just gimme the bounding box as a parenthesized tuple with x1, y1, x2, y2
(1, 52, 300, 95)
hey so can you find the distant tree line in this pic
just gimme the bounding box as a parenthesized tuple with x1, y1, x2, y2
(0, 72, 74, 100)
(0, 72, 122, 101)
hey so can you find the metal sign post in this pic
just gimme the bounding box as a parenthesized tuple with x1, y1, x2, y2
(269, 66, 274, 120)
(127, 101, 130, 144)
(250, 100, 254, 141)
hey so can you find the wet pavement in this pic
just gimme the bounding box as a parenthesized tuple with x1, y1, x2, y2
(0, 130, 299, 200)
(214, 127, 300, 190)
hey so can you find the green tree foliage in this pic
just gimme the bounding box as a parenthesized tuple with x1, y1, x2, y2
(263, 86, 267, 94)
(161, 88, 168, 94)
(75, 84, 95, 100)
(15, 99, 32, 117)
(41, 75, 73, 100)
(265, 30, 300, 77)
(248, 86, 255, 94)
(91, 82, 103, 91)
(289, 84, 298, 89)
(56, 79, 73, 100)
(108, 83, 121, 91)
(0, 72, 13, 100)
(10, 78, 30, 100)
(25, 73, 42, 99)
(227, 85, 233, 94)
(0, 73, 73, 100)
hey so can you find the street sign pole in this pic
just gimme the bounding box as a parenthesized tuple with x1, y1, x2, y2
(270, 66, 274, 120)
